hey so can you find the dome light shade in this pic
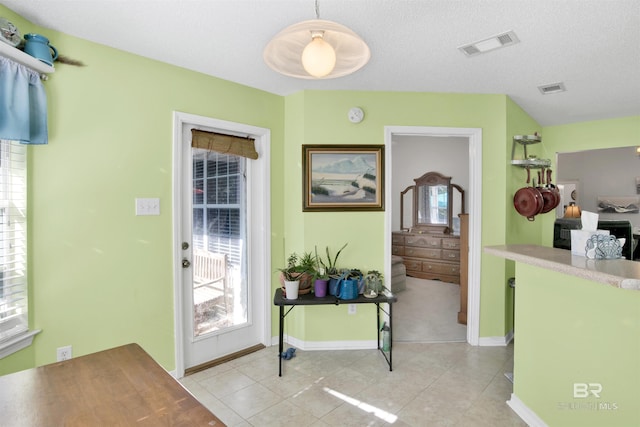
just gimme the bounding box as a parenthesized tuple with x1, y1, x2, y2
(301, 31, 336, 77)
(263, 19, 370, 79)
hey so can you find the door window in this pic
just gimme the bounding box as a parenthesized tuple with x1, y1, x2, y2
(191, 149, 247, 337)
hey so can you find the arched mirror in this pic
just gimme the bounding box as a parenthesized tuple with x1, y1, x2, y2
(401, 171, 465, 234)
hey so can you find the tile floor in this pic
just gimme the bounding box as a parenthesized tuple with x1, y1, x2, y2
(180, 342, 527, 426)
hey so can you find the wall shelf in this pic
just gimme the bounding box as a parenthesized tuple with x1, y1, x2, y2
(511, 134, 550, 168)
(511, 158, 551, 168)
(0, 41, 55, 74)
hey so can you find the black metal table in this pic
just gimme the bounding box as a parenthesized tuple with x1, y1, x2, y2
(273, 288, 398, 376)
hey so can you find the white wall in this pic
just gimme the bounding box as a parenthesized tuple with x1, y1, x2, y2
(557, 145, 639, 229)
(391, 135, 469, 231)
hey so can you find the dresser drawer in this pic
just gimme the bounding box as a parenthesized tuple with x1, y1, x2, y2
(422, 261, 460, 276)
(392, 234, 404, 245)
(442, 238, 461, 250)
(404, 247, 441, 259)
(405, 235, 441, 248)
(391, 245, 404, 256)
(442, 249, 460, 261)
(404, 259, 423, 271)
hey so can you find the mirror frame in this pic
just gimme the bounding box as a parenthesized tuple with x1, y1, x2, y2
(400, 171, 465, 234)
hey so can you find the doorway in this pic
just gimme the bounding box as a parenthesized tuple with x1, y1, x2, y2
(172, 112, 271, 378)
(384, 126, 482, 345)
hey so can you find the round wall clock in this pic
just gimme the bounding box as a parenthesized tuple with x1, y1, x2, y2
(348, 107, 364, 123)
(0, 18, 21, 48)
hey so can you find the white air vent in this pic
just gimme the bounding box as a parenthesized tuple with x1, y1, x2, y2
(458, 31, 520, 57)
(538, 82, 567, 94)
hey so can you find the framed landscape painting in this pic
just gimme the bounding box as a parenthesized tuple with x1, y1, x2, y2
(302, 145, 385, 211)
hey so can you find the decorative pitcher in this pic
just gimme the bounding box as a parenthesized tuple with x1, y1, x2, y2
(24, 33, 58, 66)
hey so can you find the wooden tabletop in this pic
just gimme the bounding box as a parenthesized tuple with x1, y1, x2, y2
(0, 343, 225, 426)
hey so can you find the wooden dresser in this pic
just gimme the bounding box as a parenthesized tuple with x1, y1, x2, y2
(392, 231, 461, 284)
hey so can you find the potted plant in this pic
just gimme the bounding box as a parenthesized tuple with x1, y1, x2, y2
(278, 253, 301, 300)
(297, 251, 316, 290)
(319, 243, 347, 296)
(278, 252, 315, 297)
(319, 243, 347, 277)
(313, 246, 329, 297)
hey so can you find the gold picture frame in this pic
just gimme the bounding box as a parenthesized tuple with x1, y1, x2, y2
(302, 145, 385, 212)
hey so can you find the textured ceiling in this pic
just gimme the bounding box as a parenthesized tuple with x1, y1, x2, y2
(2, 0, 639, 126)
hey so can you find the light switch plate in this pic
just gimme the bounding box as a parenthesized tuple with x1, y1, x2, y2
(135, 198, 160, 216)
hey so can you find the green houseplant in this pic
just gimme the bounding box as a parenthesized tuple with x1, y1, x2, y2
(319, 243, 348, 296)
(312, 246, 329, 297)
(319, 243, 348, 278)
(278, 252, 315, 292)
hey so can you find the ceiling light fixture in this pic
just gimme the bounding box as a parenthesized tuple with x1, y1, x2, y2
(263, 0, 370, 79)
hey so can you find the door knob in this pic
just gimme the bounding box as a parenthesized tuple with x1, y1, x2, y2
(182, 259, 191, 268)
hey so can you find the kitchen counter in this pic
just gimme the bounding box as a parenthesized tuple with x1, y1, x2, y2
(484, 244, 640, 290)
(484, 244, 640, 427)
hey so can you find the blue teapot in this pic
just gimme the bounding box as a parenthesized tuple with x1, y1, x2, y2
(24, 33, 58, 66)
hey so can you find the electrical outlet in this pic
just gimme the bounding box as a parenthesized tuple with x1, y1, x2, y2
(348, 304, 356, 315)
(56, 345, 72, 361)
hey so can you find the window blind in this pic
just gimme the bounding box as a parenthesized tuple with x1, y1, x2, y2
(191, 129, 258, 160)
(192, 149, 244, 268)
(0, 140, 28, 343)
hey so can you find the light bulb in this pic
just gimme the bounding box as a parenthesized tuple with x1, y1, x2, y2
(301, 31, 336, 77)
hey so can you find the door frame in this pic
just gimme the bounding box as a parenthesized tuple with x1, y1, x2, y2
(384, 126, 482, 345)
(172, 111, 271, 377)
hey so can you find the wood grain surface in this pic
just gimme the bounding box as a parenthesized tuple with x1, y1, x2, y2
(0, 343, 224, 426)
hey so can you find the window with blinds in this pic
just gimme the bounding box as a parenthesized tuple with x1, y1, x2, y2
(0, 140, 28, 344)
(192, 149, 245, 268)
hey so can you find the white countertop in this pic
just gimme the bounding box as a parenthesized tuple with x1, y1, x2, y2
(484, 244, 640, 290)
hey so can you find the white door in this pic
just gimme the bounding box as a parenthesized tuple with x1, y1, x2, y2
(173, 112, 271, 375)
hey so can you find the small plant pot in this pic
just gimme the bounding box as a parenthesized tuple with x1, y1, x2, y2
(314, 279, 328, 297)
(284, 280, 300, 300)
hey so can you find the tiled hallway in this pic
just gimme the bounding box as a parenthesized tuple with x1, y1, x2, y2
(181, 342, 527, 426)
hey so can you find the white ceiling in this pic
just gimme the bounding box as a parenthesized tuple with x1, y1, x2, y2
(3, 0, 639, 126)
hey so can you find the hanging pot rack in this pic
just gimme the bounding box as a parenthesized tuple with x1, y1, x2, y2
(510, 134, 550, 168)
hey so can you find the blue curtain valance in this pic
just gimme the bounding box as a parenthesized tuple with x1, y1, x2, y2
(0, 56, 48, 145)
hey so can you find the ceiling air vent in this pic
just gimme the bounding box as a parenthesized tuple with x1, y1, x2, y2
(538, 82, 567, 95)
(458, 30, 520, 57)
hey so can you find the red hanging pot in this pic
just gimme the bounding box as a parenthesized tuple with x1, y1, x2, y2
(514, 168, 544, 221)
(546, 168, 561, 210)
(537, 169, 556, 214)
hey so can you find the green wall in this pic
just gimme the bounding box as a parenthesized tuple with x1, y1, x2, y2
(2, 5, 637, 379)
(513, 263, 640, 427)
(0, 6, 285, 375)
(279, 91, 534, 340)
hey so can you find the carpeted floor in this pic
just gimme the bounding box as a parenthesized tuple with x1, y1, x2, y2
(393, 276, 467, 343)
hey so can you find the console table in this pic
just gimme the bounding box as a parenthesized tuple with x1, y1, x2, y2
(273, 288, 397, 376)
(0, 343, 224, 426)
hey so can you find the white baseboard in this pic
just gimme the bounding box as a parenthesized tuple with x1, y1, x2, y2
(275, 332, 515, 350)
(507, 393, 548, 427)
(271, 335, 377, 351)
(478, 329, 514, 346)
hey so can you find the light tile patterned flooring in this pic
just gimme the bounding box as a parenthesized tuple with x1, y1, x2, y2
(180, 342, 527, 426)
